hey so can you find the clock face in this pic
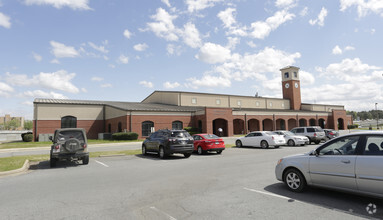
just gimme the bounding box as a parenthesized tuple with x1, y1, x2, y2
(294, 82, 299, 88)
(285, 83, 290, 89)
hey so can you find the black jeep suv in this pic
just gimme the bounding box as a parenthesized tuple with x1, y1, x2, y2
(142, 129, 194, 159)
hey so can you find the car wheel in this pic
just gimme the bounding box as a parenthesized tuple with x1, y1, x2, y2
(184, 153, 191, 158)
(197, 146, 204, 155)
(274, 146, 280, 149)
(82, 155, 89, 165)
(261, 141, 269, 149)
(236, 140, 242, 148)
(159, 146, 166, 159)
(315, 140, 320, 145)
(142, 145, 147, 155)
(216, 150, 222, 154)
(288, 139, 295, 146)
(283, 168, 307, 192)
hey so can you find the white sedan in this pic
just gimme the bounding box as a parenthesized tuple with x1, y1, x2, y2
(273, 130, 310, 146)
(236, 131, 286, 149)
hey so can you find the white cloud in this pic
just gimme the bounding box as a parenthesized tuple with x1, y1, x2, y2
(309, 7, 328, 27)
(319, 58, 380, 83)
(101, 83, 112, 88)
(186, 0, 223, 13)
(217, 8, 247, 37)
(196, 42, 231, 64)
(51, 59, 60, 64)
(0, 12, 11, 28)
(345, 46, 355, 51)
(249, 10, 295, 39)
(81, 88, 87, 93)
(340, 0, 383, 17)
(161, 0, 171, 7)
(275, 0, 298, 8)
(300, 7, 308, 16)
(192, 47, 301, 89)
(139, 80, 153, 88)
(299, 70, 315, 85)
(182, 22, 202, 48)
(23, 90, 68, 99)
(5, 70, 80, 93)
(118, 54, 129, 64)
(21, 101, 33, 106)
(24, 0, 91, 10)
(88, 42, 108, 53)
(186, 75, 231, 89)
(147, 8, 179, 41)
(0, 81, 14, 97)
(167, 44, 182, 56)
(50, 41, 79, 58)
(226, 37, 240, 50)
(163, 81, 180, 89)
(247, 41, 257, 48)
(91, 77, 103, 81)
(32, 52, 42, 62)
(133, 43, 149, 51)
(332, 45, 342, 55)
(123, 29, 132, 39)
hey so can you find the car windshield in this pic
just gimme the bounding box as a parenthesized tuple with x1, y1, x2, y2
(202, 134, 220, 139)
(170, 131, 191, 138)
(283, 131, 295, 136)
(56, 130, 85, 142)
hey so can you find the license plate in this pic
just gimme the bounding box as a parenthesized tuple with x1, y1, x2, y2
(53, 148, 60, 153)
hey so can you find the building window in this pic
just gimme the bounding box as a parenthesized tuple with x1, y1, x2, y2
(282, 103, 285, 108)
(172, 121, 183, 130)
(108, 124, 111, 133)
(237, 100, 241, 106)
(61, 116, 77, 128)
(118, 122, 122, 132)
(284, 72, 289, 78)
(191, 98, 197, 104)
(256, 101, 260, 107)
(216, 99, 221, 105)
(294, 72, 297, 78)
(269, 102, 273, 107)
(142, 121, 154, 137)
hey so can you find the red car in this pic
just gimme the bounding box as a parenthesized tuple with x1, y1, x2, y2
(192, 134, 225, 155)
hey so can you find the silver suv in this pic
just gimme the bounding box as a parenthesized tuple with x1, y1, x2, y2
(290, 126, 326, 144)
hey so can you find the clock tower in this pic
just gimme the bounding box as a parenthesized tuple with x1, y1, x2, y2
(280, 66, 301, 110)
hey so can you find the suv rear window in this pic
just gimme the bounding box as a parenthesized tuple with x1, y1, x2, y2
(315, 128, 324, 132)
(170, 131, 191, 138)
(307, 128, 315, 132)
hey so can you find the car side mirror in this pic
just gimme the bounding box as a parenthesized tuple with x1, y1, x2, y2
(49, 136, 53, 141)
(313, 149, 319, 157)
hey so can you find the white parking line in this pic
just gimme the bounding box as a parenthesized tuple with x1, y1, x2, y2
(150, 206, 177, 220)
(243, 187, 298, 201)
(95, 160, 109, 167)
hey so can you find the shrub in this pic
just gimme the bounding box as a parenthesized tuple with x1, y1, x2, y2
(112, 132, 139, 140)
(347, 124, 359, 129)
(22, 133, 33, 142)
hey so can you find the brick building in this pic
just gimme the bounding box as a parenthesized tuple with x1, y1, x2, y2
(33, 66, 352, 141)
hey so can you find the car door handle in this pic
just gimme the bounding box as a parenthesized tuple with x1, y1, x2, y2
(341, 160, 350, 164)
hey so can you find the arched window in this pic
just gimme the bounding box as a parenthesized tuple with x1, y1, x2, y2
(108, 124, 111, 133)
(142, 121, 154, 137)
(61, 116, 77, 128)
(172, 121, 183, 130)
(118, 122, 122, 132)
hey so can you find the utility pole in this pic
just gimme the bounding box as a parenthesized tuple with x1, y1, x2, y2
(376, 103, 379, 130)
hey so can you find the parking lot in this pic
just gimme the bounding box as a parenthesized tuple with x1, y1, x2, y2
(0, 144, 381, 219)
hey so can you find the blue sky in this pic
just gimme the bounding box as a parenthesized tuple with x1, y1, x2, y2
(1, 0, 383, 119)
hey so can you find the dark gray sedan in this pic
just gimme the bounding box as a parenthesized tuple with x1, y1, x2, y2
(275, 131, 383, 198)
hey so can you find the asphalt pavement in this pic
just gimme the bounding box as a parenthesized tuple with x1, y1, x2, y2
(0, 144, 381, 219)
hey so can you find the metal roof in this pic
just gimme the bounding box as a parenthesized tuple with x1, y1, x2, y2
(33, 98, 204, 112)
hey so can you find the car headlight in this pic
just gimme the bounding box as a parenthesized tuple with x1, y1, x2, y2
(277, 158, 283, 165)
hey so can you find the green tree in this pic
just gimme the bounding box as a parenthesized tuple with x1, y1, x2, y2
(24, 120, 33, 130)
(4, 119, 21, 130)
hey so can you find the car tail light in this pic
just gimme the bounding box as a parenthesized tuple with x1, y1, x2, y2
(272, 136, 275, 140)
(314, 133, 317, 137)
(55, 145, 60, 149)
(83, 144, 87, 148)
(329, 132, 334, 135)
(168, 138, 176, 142)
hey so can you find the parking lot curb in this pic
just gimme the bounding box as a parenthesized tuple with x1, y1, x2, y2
(0, 159, 29, 177)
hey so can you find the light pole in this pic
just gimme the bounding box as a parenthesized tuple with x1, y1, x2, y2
(376, 103, 379, 130)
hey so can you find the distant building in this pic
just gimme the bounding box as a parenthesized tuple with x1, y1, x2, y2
(0, 114, 25, 130)
(33, 66, 352, 141)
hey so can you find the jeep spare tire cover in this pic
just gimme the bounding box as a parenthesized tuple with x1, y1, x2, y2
(64, 138, 81, 152)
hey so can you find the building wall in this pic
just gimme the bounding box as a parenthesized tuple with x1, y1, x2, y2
(142, 91, 180, 106)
